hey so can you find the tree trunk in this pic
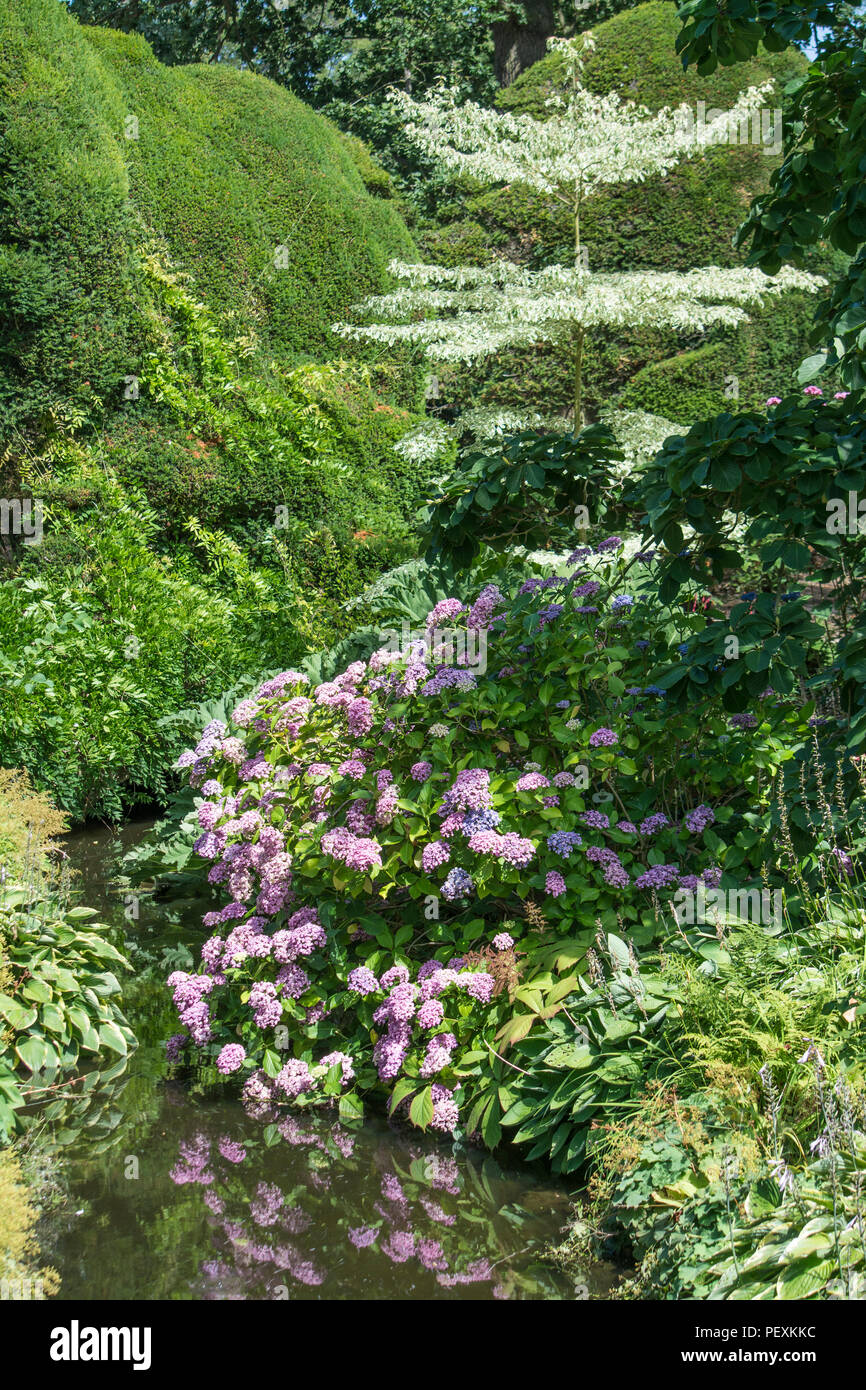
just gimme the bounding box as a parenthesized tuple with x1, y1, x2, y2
(492, 2, 555, 87)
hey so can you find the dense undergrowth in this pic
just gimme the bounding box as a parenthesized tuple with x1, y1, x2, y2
(0, 0, 439, 819)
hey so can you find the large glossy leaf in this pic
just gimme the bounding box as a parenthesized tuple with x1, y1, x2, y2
(409, 1086, 434, 1130)
(97, 1021, 129, 1056)
(15, 1033, 59, 1072)
(0, 992, 37, 1031)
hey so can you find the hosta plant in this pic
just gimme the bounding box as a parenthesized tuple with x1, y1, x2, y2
(0, 879, 135, 1142)
(498, 932, 680, 1173)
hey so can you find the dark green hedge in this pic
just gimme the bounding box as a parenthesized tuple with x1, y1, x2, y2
(83, 23, 415, 366)
(0, 0, 419, 436)
(0, 0, 150, 430)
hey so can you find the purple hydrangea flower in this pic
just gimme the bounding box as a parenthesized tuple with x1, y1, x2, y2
(547, 830, 582, 857)
(589, 728, 618, 748)
(347, 966, 380, 996)
(216, 1043, 246, 1074)
(426, 598, 465, 629)
(422, 840, 451, 874)
(684, 803, 715, 834)
(634, 863, 680, 890)
(441, 867, 474, 900)
(515, 772, 551, 791)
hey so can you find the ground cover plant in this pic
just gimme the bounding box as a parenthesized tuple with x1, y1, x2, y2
(0, 772, 135, 1143)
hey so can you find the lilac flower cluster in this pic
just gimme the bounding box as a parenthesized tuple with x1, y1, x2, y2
(249, 980, 282, 1029)
(168, 971, 214, 1044)
(216, 1043, 246, 1074)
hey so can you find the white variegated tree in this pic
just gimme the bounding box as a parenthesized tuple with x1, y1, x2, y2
(334, 33, 825, 469)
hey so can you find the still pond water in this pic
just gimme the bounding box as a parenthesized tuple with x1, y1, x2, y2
(38, 820, 615, 1301)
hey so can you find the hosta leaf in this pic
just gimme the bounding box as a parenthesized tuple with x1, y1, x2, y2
(15, 1034, 58, 1072)
(742, 1240, 789, 1272)
(776, 1256, 835, 1300)
(21, 977, 52, 1005)
(98, 1021, 129, 1056)
(0, 993, 37, 1031)
(781, 1231, 833, 1260)
(606, 934, 630, 969)
(603, 1018, 638, 1043)
(596, 1054, 642, 1084)
(67, 1006, 100, 1052)
(544, 1044, 593, 1070)
(39, 1002, 66, 1037)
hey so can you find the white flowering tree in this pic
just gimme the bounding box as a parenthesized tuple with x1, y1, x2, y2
(334, 33, 825, 462)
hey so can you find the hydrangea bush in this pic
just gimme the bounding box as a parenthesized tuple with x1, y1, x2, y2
(166, 539, 804, 1137)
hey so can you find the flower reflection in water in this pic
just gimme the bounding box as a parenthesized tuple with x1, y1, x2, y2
(170, 1107, 573, 1300)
